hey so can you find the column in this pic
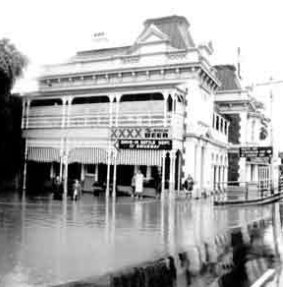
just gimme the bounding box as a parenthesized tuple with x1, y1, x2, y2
(115, 94, 121, 127)
(210, 163, 215, 192)
(214, 164, 219, 191)
(112, 151, 117, 198)
(106, 149, 111, 198)
(221, 165, 225, 190)
(177, 152, 182, 193)
(169, 151, 176, 194)
(66, 98, 72, 128)
(109, 95, 114, 127)
(194, 143, 202, 198)
(61, 97, 67, 128)
(218, 165, 222, 191)
(202, 146, 210, 194)
(63, 140, 69, 195)
(95, 164, 99, 182)
(163, 92, 169, 127)
(161, 151, 166, 198)
(59, 138, 64, 181)
(224, 166, 228, 189)
(63, 155, 69, 195)
(22, 142, 28, 191)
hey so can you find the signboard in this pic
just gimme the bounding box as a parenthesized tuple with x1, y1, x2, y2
(111, 127, 171, 140)
(246, 157, 271, 164)
(239, 146, 273, 158)
(118, 139, 172, 150)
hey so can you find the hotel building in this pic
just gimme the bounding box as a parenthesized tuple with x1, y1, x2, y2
(22, 15, 230, 197)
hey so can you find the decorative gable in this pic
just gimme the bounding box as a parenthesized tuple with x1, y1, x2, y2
(135, 24, 169, 45)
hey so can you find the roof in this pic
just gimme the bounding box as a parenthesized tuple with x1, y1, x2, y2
(143, 15, 195, 49)
(76, 46, 131, 57)
(68, 15, 195, 60)
(214, 65, 242, 91)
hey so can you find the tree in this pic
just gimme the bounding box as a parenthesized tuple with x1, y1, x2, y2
(0, 39, 28, 185)
(0, 38, 28, 99)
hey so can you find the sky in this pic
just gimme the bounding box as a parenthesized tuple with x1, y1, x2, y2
(1, 0, 283, 148)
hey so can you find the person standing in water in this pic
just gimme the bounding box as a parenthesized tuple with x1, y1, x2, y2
(72, 179, 82, 201)
(135, 170, 144, 199)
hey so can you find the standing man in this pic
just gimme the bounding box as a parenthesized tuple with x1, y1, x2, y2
(183, 174, 194, 199)
(135, 169, 144, 199)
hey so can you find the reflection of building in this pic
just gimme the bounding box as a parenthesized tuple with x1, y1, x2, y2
(21, 15, 229, 197)
(214, 65, 271, 185)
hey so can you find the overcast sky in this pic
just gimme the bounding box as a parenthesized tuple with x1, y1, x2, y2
(1, 0, 283, 149)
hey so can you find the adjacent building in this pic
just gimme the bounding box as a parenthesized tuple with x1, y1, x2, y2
(21, 15, 230, 197)
(214, 65, 273, 189)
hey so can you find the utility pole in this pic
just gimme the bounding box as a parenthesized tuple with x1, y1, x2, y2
(269, 78, 274, 194)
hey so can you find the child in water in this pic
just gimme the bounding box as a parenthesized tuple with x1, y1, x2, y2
(72, 179, 81, 201)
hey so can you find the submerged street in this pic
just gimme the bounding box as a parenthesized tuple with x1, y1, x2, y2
(0, 191, 282, 286)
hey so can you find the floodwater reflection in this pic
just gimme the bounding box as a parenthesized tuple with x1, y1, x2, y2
(0, 191, 281, 286)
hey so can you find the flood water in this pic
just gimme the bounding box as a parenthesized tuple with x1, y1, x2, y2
(0, 190, 282, 286)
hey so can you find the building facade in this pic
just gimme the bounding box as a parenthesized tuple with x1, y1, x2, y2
(214, 65, 273, 188)
(22, 16, 229, 197)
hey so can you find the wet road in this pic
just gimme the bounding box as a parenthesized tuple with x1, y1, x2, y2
(0, 191, 281, 286)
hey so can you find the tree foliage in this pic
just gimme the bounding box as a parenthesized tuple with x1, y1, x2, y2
(0, 39, 28, 184)
(0, 38, 28, 99)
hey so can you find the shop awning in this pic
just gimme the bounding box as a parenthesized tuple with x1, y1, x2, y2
(69, 147, 107, 164)
(27, 147, 60, 163)
(116, 150, 163, 166)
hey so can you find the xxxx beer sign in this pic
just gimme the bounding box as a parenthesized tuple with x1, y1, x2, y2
(111, 128, 172, 150)
(111, 128, 171, 140)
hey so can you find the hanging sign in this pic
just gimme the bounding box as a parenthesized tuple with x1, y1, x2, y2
(239, 146, 273, 158)
(118, 139, 172, 150)
(246, 157, 271, 164)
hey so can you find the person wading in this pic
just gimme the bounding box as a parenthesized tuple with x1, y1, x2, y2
(72, 179, 82, 201)
(183, 174, 194, 198)
(135, 170, 144, 199)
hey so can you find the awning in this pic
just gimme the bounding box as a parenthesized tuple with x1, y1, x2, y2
(69, 148, 107, 164)
(116, 150, 163, 166)
(27, 147, 60, 163)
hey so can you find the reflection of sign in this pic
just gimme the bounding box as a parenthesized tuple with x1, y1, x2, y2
(111, 128, 170, 139)
(118, 139, 172, 150)
(240, 146, 273, 158)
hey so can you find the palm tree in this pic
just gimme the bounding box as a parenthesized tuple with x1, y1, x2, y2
(0, 38, 28, 99)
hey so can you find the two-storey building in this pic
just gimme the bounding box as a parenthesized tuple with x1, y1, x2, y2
(214, 65, 272, 188)
(21, 15, 229, 197)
